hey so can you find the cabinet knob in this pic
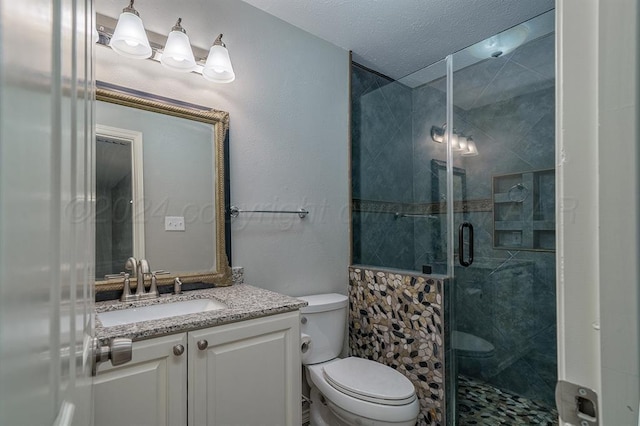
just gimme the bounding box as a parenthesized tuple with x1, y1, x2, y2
(173, 344, 185, 356)
(300, 316, 307, 324)
(197, 340, 208, 350)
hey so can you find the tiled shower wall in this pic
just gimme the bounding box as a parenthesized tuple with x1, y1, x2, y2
(349, 266, 447, 426)
(351, 34, 556, 406)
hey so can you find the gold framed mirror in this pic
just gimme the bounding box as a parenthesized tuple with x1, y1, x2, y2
(95, 83, 232, 292)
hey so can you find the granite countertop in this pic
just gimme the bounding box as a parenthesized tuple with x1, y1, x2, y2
(95, 284, 307, 343)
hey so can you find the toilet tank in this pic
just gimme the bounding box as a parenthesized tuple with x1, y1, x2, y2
(298, 293, 348, 365)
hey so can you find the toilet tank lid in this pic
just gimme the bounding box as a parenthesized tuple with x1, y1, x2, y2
(298, 293, 348, 313)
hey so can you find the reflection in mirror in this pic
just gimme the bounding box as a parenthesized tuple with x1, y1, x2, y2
(431, 159, 467, 203)
(95, 124, 145, 281)
(430, 159, 467, 264)
(95, 136, 133, 278)
(95, 83, 231, 291)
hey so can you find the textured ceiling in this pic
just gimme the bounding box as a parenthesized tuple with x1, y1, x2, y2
(239, 0, 554, 80)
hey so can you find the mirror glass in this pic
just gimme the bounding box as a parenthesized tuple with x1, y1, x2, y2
(430, 159, 467, 266)
(95, 135, 134, 279)
(95, 83, 231, 289)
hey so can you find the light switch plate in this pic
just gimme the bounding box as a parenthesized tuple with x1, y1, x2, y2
(165, 216, 185, 231)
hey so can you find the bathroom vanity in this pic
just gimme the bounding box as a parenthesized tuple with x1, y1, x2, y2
(94, 285, 306, 426)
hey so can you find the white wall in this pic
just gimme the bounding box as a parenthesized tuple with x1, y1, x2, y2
(96, 0, 350, 297)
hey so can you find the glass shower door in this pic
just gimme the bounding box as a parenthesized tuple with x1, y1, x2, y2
(447, 10, 558, 425)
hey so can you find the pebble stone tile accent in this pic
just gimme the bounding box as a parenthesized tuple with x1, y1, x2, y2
(349, 267, 446, 426)
(457, 375, 558, 425)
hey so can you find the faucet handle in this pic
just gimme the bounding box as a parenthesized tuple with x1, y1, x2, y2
(174, 277, 183, 295)
(120, 273, 136, 302)
(148, 272, 160, 298)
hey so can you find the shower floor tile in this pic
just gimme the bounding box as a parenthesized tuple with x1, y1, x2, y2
(457, 375, 558, 425)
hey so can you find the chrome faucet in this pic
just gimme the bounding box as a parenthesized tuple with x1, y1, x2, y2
(120, 257, 167, 301)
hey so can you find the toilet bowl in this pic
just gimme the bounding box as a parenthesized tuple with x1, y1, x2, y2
(299, 294, 420, 426)
(454, 330, 496, 379)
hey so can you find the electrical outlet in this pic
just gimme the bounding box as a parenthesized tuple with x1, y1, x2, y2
(165, 216, 185, 231)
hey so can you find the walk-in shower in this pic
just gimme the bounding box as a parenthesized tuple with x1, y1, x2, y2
(351, 10, 556, 425)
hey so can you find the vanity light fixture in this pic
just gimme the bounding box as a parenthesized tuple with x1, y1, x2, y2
(109, 0, 152, 59)
(160, 18, 197, 72)
(98, 3, 236, 83)
(430, 124, 479, 157)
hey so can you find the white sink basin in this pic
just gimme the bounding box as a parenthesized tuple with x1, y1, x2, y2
(98, 298, 227, 327)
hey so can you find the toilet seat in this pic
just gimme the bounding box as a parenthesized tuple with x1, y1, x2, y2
(322, 357, 416, 406)
(306, 358, 419, 424)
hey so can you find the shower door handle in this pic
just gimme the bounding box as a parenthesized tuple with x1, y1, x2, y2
(458, 222, 474, 267)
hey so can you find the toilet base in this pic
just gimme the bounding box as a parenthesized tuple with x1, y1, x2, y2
(309, 387, 349, 426)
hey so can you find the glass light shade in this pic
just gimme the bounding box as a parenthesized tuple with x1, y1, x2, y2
(458, 136, 468, 151)
(430, 125, 444, 143)
(93, 24, 100, 43)
(93, 10, 100, 43)
(462, 139, 479, 156)
(161, 31, 197, 72)
(450, 133, 461, 151)
(203, 45, 235, 83)
(109, 12, 152, 59)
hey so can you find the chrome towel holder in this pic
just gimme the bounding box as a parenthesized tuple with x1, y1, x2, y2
(229, 205, 309, 219)
(394, 212, 438, 220)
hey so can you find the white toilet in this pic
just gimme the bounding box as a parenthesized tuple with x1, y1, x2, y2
(299, 293, 420, 426)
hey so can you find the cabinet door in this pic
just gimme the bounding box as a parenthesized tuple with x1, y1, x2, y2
(189, 311, 301, 426)
(94, 333, 188, 426)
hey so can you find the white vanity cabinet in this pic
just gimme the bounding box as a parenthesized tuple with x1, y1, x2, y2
(188, 311, 301, 426)
(94, 333, 188, 426)
(94, 311, 301, 426)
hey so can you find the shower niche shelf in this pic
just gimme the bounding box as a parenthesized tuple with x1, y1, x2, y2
(492, 169, 555, 251)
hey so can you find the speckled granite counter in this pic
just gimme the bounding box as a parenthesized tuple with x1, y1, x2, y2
(95, 284, 307, 344)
